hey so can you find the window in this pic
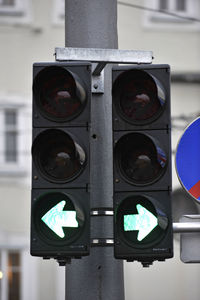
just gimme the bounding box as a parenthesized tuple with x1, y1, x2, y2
(53, 0, 65, 25)
(176, 0, 186, 12)
(158, 0, 186, 11)
(0, 0, 31, 24)
(5, 110, 17, 163)
(0, 108, 19, 169)
(0, 251, 21, 300)
(0, 233, 38, 300)
(159, 0, 168, 10)
(0, 101, 31, 177)
(157, 0, 191, 18)
(0, 0, 19, 15)
(144, 0, 200, 30)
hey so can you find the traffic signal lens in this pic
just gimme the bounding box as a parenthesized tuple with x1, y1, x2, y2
(115, 133, 167, 185)
(33, 66, 86, 121)
(34, 192, 84, 244)
(32, 129, 86, 182)
(113, 70, 165, 124)
(116, 195, 167, 246)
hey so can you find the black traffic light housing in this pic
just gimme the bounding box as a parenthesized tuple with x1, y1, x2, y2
(31, 62, 91, 262)
(112, 64, 173, 266)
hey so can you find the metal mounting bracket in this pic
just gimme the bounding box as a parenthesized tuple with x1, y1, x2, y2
(55, 47, 153, 94)
(92, 63, 104, 94)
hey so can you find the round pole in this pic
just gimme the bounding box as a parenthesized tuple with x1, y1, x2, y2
(65, 1, 124, 299)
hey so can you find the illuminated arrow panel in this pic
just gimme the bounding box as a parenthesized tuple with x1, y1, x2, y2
(41, 200, 78, 238)
(31, 190, 90, 258)
(124, 204, 158, 241)
(114, 192, 173, 263)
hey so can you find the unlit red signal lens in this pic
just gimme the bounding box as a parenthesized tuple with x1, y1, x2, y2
(113, 69, 165, 124)
(115, 132, 167, 185)
(32, 129, 86, 182)
(33, 66, 86, 121)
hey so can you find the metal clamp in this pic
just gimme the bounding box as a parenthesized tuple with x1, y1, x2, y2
(90, 208, 114, 246)
(91, 208, 114, 216)
(91, 238, 114, 247)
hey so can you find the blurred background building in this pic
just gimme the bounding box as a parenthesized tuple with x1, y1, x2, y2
(0, 0, 200, 299)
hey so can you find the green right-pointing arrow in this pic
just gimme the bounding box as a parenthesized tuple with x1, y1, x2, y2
(124, 204, 158, 241)
(41, 200, 78, 238)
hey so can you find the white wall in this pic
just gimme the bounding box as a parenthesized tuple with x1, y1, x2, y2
(0, 0, 200, 299)
(125, 242, 200, 300)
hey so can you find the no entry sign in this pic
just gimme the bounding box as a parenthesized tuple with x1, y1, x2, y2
(176, 117, 200, 202)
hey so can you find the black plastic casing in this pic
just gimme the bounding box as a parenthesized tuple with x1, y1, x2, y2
(112, 64, 173, 264)
(31, 62, 91, 260)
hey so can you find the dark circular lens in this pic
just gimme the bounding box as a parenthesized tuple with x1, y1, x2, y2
(32, 129, 86, 182)
(113, 70, 165, 124)
(33, 66, 86, 121)
(116, 195, 165, 247)
(115, 133, 167, 185)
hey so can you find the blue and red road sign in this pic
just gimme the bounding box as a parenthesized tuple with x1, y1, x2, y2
(176, 117, 200, 202)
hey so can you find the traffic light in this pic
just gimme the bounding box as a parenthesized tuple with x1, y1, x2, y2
(112, 64, 173, 266)
(31, 62, 91, 262)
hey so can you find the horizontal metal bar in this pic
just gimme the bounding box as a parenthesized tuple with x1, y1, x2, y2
(173, 222, 200, 233)
(55, 47, 153, 64)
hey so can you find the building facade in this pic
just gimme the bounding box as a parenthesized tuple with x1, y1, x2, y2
(0, 0, 200, 299)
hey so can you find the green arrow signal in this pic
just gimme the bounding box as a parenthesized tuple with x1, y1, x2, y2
(124, 204, 158, 241)
(41, 200, 78, 238)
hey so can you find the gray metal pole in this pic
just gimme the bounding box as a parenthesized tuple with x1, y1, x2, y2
(173, 222, 200, 233)
(65, 1, 124, 300)
(65, 0, 118, 49)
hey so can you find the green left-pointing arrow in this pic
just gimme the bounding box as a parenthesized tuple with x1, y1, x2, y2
(41, 200, 78, 238)
(124, 204, 158, 241)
